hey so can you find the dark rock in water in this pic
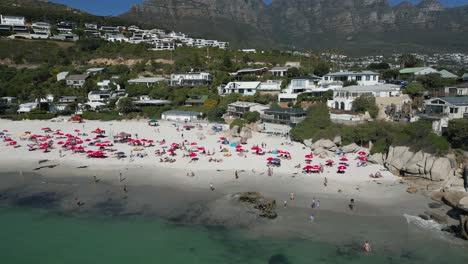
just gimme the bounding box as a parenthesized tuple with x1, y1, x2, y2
(254, 199, 276, 211)
(14, 192, 60, 208)
(260, 210, 278, 219)
(268, 254, 290, 264)
(428, 202, 443, 209)
(428, 211, 447, 224)
(460, 215, 468, 240)
(441, 226, 455, 234)
(238, 192, 263, 203)
(419, 214, 430, 221)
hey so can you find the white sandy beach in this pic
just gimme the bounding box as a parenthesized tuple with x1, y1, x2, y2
(0, 118, 431, 214)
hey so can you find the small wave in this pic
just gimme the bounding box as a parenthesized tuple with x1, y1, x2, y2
(403, 213, 444, 231)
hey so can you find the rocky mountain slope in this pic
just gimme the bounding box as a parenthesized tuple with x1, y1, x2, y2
(121, 0, 468, 54)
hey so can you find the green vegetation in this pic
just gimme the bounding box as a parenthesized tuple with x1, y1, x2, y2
(290, 104, 450, 155)
(404, 82, 425, 96)
(444, 119, 468, 151)
(244, 111, 260, 123)
(352, 94, 379, 118)
(229, 119, 246, 131)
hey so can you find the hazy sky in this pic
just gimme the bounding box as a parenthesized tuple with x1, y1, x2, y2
(50, 0, 468, 16)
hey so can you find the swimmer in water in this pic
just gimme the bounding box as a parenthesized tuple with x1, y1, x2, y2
(363, 241, 371, 253)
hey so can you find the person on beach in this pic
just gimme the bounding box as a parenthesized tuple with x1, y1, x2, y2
(349, 198, 355, 210)
(315, 200, 320, 209)
(123, 185, 128, 193)
(363, 241, 371, 253)
(311, 198, 316, 208)
(210, 183, 214, 191)
(283, 200, 287, 207)
(290, 192, 295, 200)
(235, 170, 239, 179)
(324, 177, 328, 187)
(310, 214, 315, 222)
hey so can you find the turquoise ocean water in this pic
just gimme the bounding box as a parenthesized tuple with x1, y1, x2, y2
(1, 205, 467, 264)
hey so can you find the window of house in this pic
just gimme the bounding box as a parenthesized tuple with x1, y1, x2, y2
(356, 76, 362, 81)
(366, 75, 370, 81)
(324, 77, 329, 81)
(449, 108, 458, 113)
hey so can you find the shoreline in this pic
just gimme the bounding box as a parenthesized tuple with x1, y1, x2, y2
(0, 119, 465, 245)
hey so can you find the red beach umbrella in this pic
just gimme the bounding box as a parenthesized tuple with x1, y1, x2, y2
(57, 141, 64, 145)
(267, 157, 274, 161)
(312, 165, 321, 170)
(190, 142, 197, 146)
(10, 141, 17, 145)
(358, 151, 367, 156)
(326, 160, 334, 164)
(168, 149, 175, 153)
(340, 157, 348, 162)
(338, 165, 347, 170)
(359, 157, 368, 162)
(303, 165, 313, 170)
(189, 152, 197, 158)
(305, 154, 313, 159)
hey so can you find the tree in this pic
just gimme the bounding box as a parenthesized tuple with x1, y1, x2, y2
(368, 62, 390, 70)
(444, 119, 468, 150)
(222, 52, 233, 71)
(117, 97, 134, 114)
(206, 106, 225, 122)
(313, 61, 330, 76)
(416, 73, 455, 91)
(287, 67, 300, 78)
(244, 111, 260, 123)
(352, 94, 379, 118)
(399, 53, 422, 68)
(404, 82, 425, 96)
(382, 69, 399, 80)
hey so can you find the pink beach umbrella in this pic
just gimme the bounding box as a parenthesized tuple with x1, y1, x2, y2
(305, 154, 313, 159)
(190, 142, 197, 146)
(359, 157, 368, 162)
(358, 151, 367, 156)
(74, 129, 80, 132)
(326, 159, 334, 164)
(337, 165, 347, 171)
(266, 157, 274, 162)
(303, 165, 313, 170)
(312, 165, 322, 170)
(340, 157, 348, 162)
(57, 141, 64, 145)
(189, 152, 197, 158)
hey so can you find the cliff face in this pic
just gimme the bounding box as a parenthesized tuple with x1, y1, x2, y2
(121, 0, 468, 54)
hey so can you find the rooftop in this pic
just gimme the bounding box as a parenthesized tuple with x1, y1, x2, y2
(326, 71, 378, 76)
(335, 84, 401, 92)
(264, 107, 306, 115)
(86, 68, 105, 72)
(438, 70, 458, 78)
(270, 67, 290, 71)
(65, 74, 89, 81)
(399, 67, 434, 74)
(162, 110, 201, 116)
(229, 101, 265, 108)
(128, 77, 167, 83)
(428, 97, 468, 106)
(225, 81, 261, 89)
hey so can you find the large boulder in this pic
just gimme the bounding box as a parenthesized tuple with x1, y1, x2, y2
(313, 146, 334, 157)
(342, 143, 360, 153)
(368, 152, 385, 165)
(430, 158, 453, 181)
(424, 155, 436, 175)
(458, 197, 468, 213)
(442, 191, 467, 208)
(311, 139, 336, 150)
(387, 146, 414, 175)
(240, 126, 252, 139)
(303, 139, 313, 148)
(333, 136, 342, 145)
(229, 126, 239, 137)
(404, 151, 426, 176)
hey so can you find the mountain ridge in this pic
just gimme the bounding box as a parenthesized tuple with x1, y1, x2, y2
(121, 0, 468, 54)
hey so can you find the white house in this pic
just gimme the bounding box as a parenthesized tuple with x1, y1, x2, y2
(150, 40, 175, 51)
(57, 71, 69, 82)
(133, 96, 171, 107)
(17, 103, 38, 113)
(328, 84, 402, 111)
(226, 101, 269, 118)
(269, 67, 289, 77)
(86, 68, 105, 76)
(161, 110, 200, 122)
(105, 33, 128, 42)
(278, 76, 323, 103)
(445, 83, 468, 96)
(65, 74, 89, 88)
(97, 80, 121, 91)
(32, 22, 51, 36)
(0, 15, 25, 26)
(399, 67, 438, 76)
(422, 97, 468, 134)
(128, 77, 167, 87)
(257, 80, 282, 94)
(170, 72, 212, 86)
(219, 82, 261, 96)
(88, 91, 115, 102)
(321, 71, 380, 86)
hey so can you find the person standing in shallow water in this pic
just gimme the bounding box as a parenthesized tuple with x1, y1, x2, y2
(363, 241, 371, 253)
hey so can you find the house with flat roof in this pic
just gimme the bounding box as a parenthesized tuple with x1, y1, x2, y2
(278, 76, 324, 103)
(269, 67, 289, 77)
(226, 101, 269, 118)
(161, 110, 201, 122)
(128, 77, 167, 87)
(421, 96, 468, 134)
(185, 95, 208, 107)
(328, 84, 403, 111)
(257, 80, 282, 95)
(399, 67, 438, 77)
(261, 107, 307, 127)
(321, 71, 380, 86)
(65, 74, 89, 88)
(445, 83, 468, 96)
(17, 102, 39, 113)
(0, 15, 25, 26)
(88, 91, 115, 102)
(133, 96, 171, 107)
(219, 81, 261, 96)
(170, 72, 212, 87)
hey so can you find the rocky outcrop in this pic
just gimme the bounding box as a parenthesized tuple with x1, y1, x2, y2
(442, 191, 468, 208)
(240, 126, 252, 139)
(342, 143, 361, 153)
(237, 192, 277, 219)
(458, 197, 468, 213)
